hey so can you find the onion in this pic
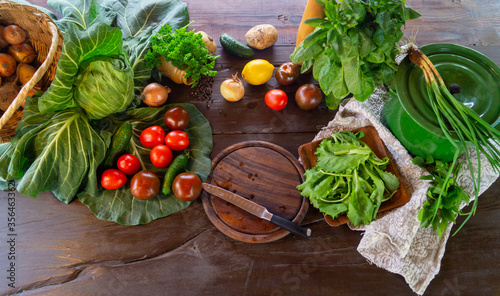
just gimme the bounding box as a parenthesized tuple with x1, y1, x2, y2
(220, 73, 244, 102)
(140, 82, 171, 107)
(2, 25, 26, 45)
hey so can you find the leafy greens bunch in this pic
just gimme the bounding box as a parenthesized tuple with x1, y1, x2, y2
(0, 0, 213, 225)
(297, 131, 400, 226)
(145, 24, 218, 87)
(413, 154, 470, 237)
(290, 0, 420, 110)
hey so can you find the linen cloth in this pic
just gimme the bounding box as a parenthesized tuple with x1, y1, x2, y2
(310, 87, 499, 295)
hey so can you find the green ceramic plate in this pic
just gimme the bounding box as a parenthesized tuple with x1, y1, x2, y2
(396, 43, 500, 134)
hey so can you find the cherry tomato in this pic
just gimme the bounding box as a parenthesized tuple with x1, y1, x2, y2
(295, 83, 323, 110)
(165, 130, 190, 151)
(140, 126, 165, 148)
(117, 154, 141, 175)
(275, 62, 300, 86)
(130, 171, 160, 200)
(264, 89, 288, 111)
(101, 169, 127, 190)
(165, 106, 190, 130)
(172, 172, 202, 201)
(150, 144, 173, 168)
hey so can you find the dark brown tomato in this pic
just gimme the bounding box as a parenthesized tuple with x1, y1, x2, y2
(275, 62, 300, 86)
(130, 171, 161, 200)
(164, 106, 190, 130)
(295, 84, 323, 110)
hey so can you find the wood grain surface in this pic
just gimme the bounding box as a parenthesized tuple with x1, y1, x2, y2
(202, 141, 308, 243)
(1, 1, 499, 296)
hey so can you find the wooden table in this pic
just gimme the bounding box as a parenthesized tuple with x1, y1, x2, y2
(1, 1, 499, 295)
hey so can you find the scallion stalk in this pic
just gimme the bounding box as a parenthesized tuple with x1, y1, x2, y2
(407, 45, 500, 234)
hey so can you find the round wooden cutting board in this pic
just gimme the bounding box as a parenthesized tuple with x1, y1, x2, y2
(201, 141, 309, 243)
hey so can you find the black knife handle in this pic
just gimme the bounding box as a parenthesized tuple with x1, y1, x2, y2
(270, 215, 312, 239)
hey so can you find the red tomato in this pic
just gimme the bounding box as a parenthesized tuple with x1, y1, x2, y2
(140, 126, 165, 148)
(101, 169, 127, 190)
(117, 154, 141, 175)
(150, 144, 173, 168)
(172, 172, 202, 201)
(165, 130, 189, 151)
(265, 89, 288, 111)
(164, 106, 190, 130)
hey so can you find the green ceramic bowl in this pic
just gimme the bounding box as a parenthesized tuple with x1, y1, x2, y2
(383, 43, 500, 162)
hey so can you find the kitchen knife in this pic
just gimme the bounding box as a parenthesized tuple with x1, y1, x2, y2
(202, 183, 312, 239)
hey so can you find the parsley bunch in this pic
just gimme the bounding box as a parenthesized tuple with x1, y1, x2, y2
(145, 24, 218, 87)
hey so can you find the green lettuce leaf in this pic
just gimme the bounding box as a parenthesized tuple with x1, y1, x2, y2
(297, 131, 400, 226)
(78, 103, 213, 225)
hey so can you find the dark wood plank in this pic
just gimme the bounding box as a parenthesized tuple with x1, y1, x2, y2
(1, 0, 500, 296)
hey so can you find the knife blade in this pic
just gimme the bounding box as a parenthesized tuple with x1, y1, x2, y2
(202, 183, 312, 239)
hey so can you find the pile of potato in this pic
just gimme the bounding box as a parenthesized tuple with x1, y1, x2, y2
(0, 24, 38, 111)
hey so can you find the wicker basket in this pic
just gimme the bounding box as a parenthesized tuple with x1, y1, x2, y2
(0, 0, 62, 143)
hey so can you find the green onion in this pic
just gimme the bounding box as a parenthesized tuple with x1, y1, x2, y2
(407, 45, 500, 234)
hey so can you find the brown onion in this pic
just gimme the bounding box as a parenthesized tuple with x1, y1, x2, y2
(140, 82, 171, 107)
(3, 25, 26, 45)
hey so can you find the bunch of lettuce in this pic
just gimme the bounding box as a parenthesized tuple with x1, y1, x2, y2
(0, 0, 213, 225)
(297, 131, 400, 226)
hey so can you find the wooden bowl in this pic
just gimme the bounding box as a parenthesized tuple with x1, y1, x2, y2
(298, 126, 410, 226)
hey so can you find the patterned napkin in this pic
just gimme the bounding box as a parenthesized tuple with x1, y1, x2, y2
(310, 87, 499, 295)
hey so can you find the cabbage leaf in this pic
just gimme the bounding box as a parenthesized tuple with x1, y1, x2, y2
(2, 96, 108, 203)
(100, 0, 189, 93)
(0, 0, 205, 225)
(37, 22, 129, 116)
(78, 103, 213, 225)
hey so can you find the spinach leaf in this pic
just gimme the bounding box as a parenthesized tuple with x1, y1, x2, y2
(78, 103, 213, 225)
(291, 0, 420, 109)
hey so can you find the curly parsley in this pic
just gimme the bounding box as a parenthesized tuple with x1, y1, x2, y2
(145, 24, 219, 87)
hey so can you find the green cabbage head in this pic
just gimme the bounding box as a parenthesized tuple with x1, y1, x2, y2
(37, 22, 136, 119)
(74, 54, 134, 119)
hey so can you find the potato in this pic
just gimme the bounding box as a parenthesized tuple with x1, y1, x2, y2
(17, 63, 36, 85)
(198, 31, 217, 55)
(245, 24, 278, 50)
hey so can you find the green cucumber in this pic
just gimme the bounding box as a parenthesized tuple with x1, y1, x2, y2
(219, 33, 254, 58)
(162, 152, 189, 195)
(103, 121, 132, 168)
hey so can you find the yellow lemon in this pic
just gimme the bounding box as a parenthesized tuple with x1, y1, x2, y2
(241, 59, 275, 85)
